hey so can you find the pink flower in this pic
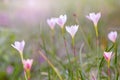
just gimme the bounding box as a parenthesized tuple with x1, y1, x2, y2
(108, 31, 117, 43)
(65, 25, 79, 38)
(104, 51, 112, 62)
(23, 59, 33, 71)
(86, 12, 101, 26)
(11, 40, 25, 53)
(56, 14, 67, 28)
(6, 65, 14, 75)
(47, 18, 56, 30)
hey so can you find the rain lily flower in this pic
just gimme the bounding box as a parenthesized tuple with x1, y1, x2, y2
(104, 51, 112, 62)
(108, 31, 117, 43)
(56, 14, 67, 28)
(23, 59, 33, 71)
(86, 12, 101, 26)
(104, 52, 112, 80)
(86, 12, 101, 37)
(65, 25, 79, 38)
(11, 40, 25, 53)
(66, 25, 79, 56)
(47, 18, 56, 30)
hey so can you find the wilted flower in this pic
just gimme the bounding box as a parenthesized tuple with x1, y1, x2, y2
(11, 40, 25, 53)
(56, 14, 67, 28)
(108, 31, 117, 43)
(104, 51, 112, 62)
(86, 12, 101, 26)
(66, 25, 79, 38)
(47, 18, 56, 30)
(23, 59, 33, 71)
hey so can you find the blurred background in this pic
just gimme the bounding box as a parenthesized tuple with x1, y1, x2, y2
(0, 0, 120, 80)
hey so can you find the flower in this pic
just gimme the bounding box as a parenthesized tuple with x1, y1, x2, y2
(47, 18, 56, 30)
(86, 12, 101, 26)
(11, 40, 25, 53)
(6, 65, 14, 75)
(108, 31, 117, 43)
(104, 51, 112, 62)
(56, 14, 67, 28)
(65, 25, 79, 38)
(23, 59, 33, 71)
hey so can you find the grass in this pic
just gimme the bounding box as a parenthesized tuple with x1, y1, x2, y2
(0, 12, 120, 80)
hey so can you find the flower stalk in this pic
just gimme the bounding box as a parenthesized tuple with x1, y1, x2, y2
(11, 41, 33, 80)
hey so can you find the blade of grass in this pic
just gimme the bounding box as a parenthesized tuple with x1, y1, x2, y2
(78, 43, 86, 80)
(78, 69, 86, 80)
(114, 42, 117, 65)
(115, 72, 119, 80)
(39, 51, 63, 80)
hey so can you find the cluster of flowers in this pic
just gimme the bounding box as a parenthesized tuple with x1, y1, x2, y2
(47, 12, 117, 70)
(47, 15, 79, 38)
(11, 12, 117, 79)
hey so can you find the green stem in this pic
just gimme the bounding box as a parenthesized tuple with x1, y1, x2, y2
(94, 25, 100, 80)
(72, 37, 76, 57)
(39, 51, 63, 80)
(94, 25, 98, 38)
(41, 33, 51, 80)
(114, 42, 117, 65)
(61, 27, 72, 79)
(51, 29, 56, 57)
(107, 61, 110, 80)
(74, 17, 92, 51)
(24, 71, 28, 80)
(19, 52, 28, 80)
(20, 52, 24, 62)
(79, 43, 86, 80)
(114, 42, 118, 80)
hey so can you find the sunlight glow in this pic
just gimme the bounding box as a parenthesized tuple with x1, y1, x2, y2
(26, 0, 39, 9)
